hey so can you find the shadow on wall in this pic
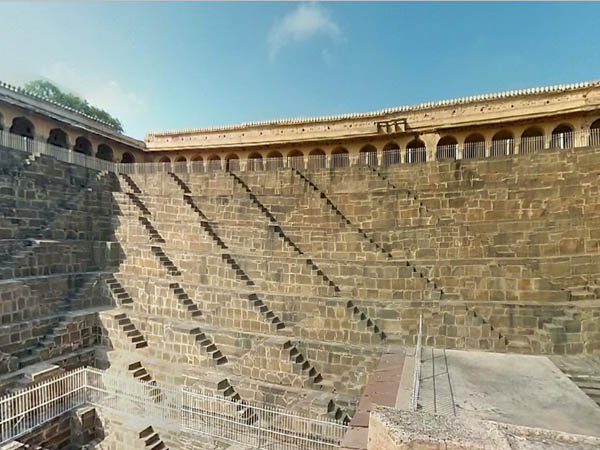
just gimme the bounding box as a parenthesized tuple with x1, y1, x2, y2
(0, 155, 129, 391)
(92, 176, 131, 368)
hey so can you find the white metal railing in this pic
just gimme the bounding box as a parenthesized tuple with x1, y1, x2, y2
(287, 155, 305, 170)
(382, 148, 401, 166)
(181, 386, 344, 449)
(519, 135, 545, 154)
(308, 154, 327, 170)
(410, 314, 423, 412)
(0, 129, 115, 173)
(463, 141, 486, 159)
(2, 127, 600, 177)
(435, 144, 457, 160)
(550, 131, 574, 149)
(330, 153, 350, 169)
(591, 128, 600, 147)
(265, 157, 284, 171)
(358, 151, 378, 166)
(490, 138, 514, 157)
(406, 146, 427, 164)
(0, 367, 346, 449)
(0, 367, 88, 444)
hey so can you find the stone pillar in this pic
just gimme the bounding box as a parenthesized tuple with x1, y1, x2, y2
(420, 133, 439, 162)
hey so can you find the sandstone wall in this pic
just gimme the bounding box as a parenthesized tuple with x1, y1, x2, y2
(122, 146, 600, 360)
(0, 150, 116, 388)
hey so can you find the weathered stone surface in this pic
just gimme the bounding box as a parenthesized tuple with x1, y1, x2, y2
(366, 406, 600, 450)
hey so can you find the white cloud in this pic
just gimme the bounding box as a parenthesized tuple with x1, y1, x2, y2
(39, 62, 144, 134)
(268, 3, 342, 60)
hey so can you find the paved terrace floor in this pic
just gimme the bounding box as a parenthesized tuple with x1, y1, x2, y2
(342, 348, 600, 449)
(419, 350, 600, 437)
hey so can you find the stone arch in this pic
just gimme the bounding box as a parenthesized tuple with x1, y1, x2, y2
(121, 152, 135, 163)
(331, 147, 349, 168)
(359, 144, 378, 166)
(96, 144, 114, 162)
(405, 138, 426, 164)
(464, 133, 486, 159)
(589, 118, 600, 146)
(159, 156, 171, 163)
(308, 148, 326, 169)
(436, 136, 457, 160)
(266, 150, 284, 170)
(490, 130, 514, 157)
(74, 137, 93, 155)
(225, 153, 239, 171)
(247, 152, 264, 171)
(287, 149, 304, 169)
(175, 156, 187, 162)
(267, 150, 283, 158)
(47, 128, 69, 149)
(550, 124, 574, 149)
(190, 154, 203, 172)
(10, 117, 35, 139)
(382, 142, 401, 166)
(520, 127, 545, 153)
(206, 154, 221, 171)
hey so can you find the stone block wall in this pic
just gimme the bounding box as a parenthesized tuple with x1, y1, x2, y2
(5, 142, 599, 445)
(14, 413, 72, 449)
(0, 152, 116, 383)
(114, 150, 600, 405)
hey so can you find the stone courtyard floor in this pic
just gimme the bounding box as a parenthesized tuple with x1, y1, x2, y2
(419, 350, 600, 437)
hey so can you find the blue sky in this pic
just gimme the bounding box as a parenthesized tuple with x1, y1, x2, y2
(0, 2, 599, 139)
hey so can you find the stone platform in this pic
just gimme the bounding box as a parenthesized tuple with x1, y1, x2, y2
(344, 348, 600, 449)
(420, 350, 600, 437)
(368, 406, 600, 450)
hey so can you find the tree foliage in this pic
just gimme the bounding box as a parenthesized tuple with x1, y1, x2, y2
(24, 80, 124, 132)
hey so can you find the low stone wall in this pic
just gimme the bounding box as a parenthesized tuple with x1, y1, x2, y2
(365, 406, 600, 450)
(14, 413, 72, 449)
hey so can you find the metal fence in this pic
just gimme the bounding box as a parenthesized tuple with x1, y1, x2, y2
(0, 129, 115, 173)
(181, 386, 345, 450)
(0, 367, 88, 444)
(410, 314, 423, 412)
(0, 367, 346, 449)
(2, 127, 600, 177)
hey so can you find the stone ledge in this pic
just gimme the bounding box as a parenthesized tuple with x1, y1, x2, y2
(366, 406, 600, 450)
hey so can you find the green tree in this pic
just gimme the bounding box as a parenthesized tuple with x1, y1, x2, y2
(24, 80, 124, 132)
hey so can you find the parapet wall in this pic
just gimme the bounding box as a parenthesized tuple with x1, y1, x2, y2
(366, 406, 600, 450)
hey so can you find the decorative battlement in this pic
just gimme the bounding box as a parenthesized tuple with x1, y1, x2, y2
(147, 79, 599, 137)
(145, 79, 600, 151)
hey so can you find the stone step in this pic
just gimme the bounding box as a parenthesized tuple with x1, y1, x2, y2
(570, 290, 596, 300)
(506, 339, 532, 354)
(128, 361, 142, 371)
